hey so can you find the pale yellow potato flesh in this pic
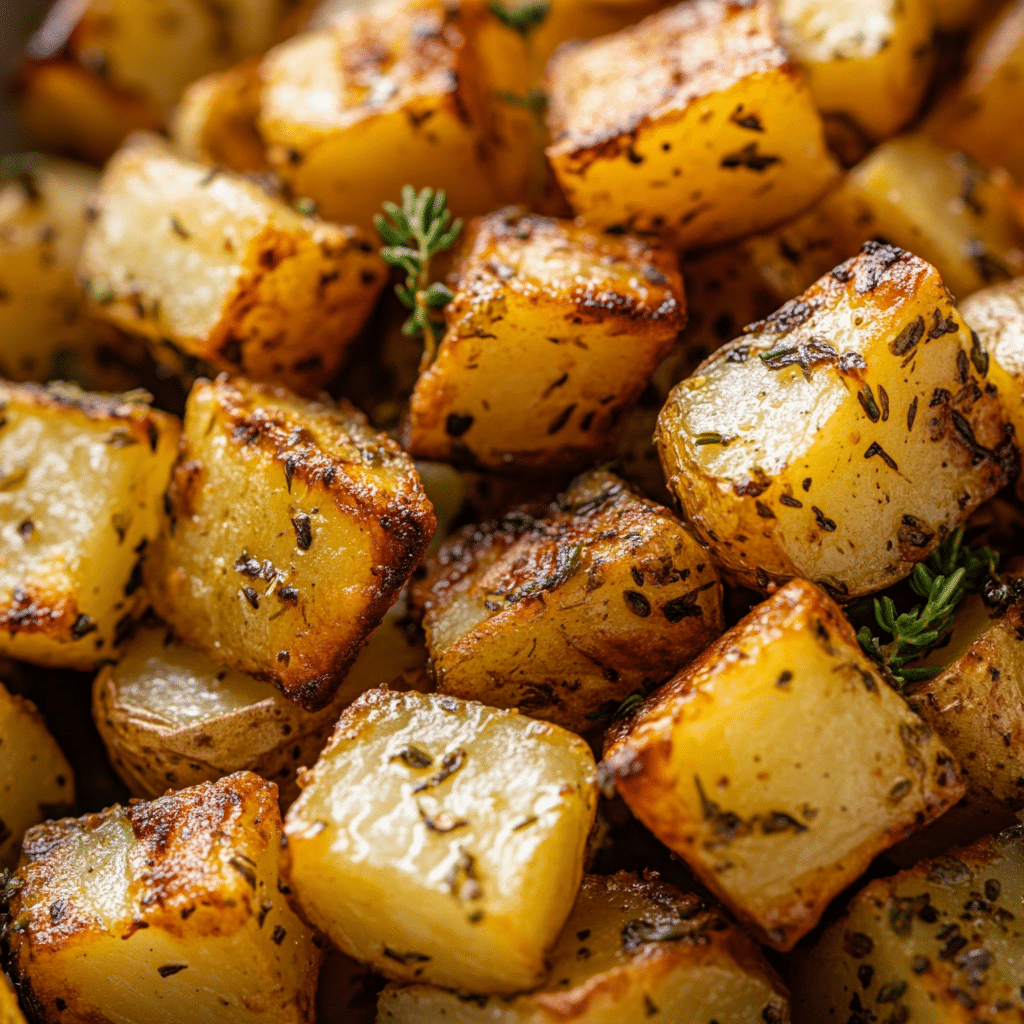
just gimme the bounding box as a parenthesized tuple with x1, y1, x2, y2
(602, 580, 966, 952)
(377, 872, 790, 1023)
(0, 974, 25, 1024)
(282, 687, 598, 994)
(6, 774, 321, 1024)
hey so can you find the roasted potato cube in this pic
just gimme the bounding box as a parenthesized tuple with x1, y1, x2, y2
(658, 243, 1017, 599)
(602, 579, 967, 951)
(544, 0, 838, 249)
(0, 683, 74, 868)
(259, 0, 530, 230)
(0, 382, 180, 670)
(78, 135, 386, 396)
(6, 773, 321, 1024)
(413, 470, 723, 732)
(146, 375, 435, 712)
(282, 687, 598, 993)
(406, 208, 685, 473)
(0, 155, 140, 391)
(93, 597, 427, 803)
(378, 872, 790, 1022)
(791, 824, 1024, 1023)
(776, 0, 934, 143)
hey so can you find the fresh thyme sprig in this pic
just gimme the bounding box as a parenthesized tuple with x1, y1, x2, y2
(375, 186, 462, 366)
(488, 0, 550, 35)
(856, 526, 999, 688)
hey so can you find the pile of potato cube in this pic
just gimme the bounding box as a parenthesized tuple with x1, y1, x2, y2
(1, 0, 1024, 1020)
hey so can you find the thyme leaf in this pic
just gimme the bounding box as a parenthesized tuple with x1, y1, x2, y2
(488, 0, 549, 35)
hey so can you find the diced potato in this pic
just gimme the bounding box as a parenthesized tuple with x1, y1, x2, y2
(0, 382, 180, 670)
(791, 824, 1024, 1023)
(93, 597, 428, 803)
(0, 156, 141, 391)
(960, 275, 1024, 500)
(146, 376, 435, 712)
(377, 872, 791, 1023)
(258, 0, 531, 230)
(776, 0, 933, 143)
(657, 243, 1017, 599)
(0, 683, 74, 868)
(839, 135, 1024, 300)
(544, 0, 838, 249)
(170, 60, 268, 174)
(282, 687, 598, 993)
(601, 579, 967, 951)
(406, 208, 685, 473)
(6, 773, 321, 1024)
(413, 469, 723, 732)
(78, 135, 386, 396)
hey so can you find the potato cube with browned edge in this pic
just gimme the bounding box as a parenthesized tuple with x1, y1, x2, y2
(406, 208, 685, 473)
(377, 872, 791, 1023)
(0, 682, 74, 868)
(412, 469, 723, 732)
(5, 773, 321, 1024)
(0, 382, 180, 671)
(601, 580, 967, 951)
(146, 376, 435, 712)
(791, 824, 1024, 1023)
(658, 242, 1018, 600)
(78, 135, 386, 396)
(544, 0, 838, 250)
(282, 687, 598, 993)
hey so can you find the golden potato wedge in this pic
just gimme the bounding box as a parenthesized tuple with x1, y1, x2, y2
(378, 872, 790, 1023)
(0, 382, 180, 670)
(93, 597, 428, 804)
(78, 135, 386, 396)
(776, 0, 934, 143)
(544, 0, 838, 249)
(146, 376, 435, 712)
(6, 773, 321, 1024)
(0, 683, 74, 868)
(657, 243, 1018, 600)
(791, 824, 1024, 1023)
(412, 469, 723, 732)
(282, 687, 598, 994)
(602, 579, 967, 952)
(0, 974, 25, 1024)
(406, 208, 685, 473)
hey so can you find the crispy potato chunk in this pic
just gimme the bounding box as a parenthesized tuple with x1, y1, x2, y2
(406, 209, 685, 472)
(658, 243, 1017, 599)
(544, 0, 837, 249)
(6, 773, 320, 1024)
(776, 0, 934, 143)
(282, 687, 598, 993)
(146, 376, 435, 712)
(78, 135, 385, 396)
(602, 580, 967, 951)
(413, 470, 723, 732)
(93, 598, 427, 803)
(791, 825, 1024, 1022)
(0, 382, 179, 670)
(0, 156, 140, 390)
(0, 683, 74, 868)
(378, 872, 790, 1023)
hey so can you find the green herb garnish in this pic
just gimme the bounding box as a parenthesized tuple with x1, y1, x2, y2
(488, 0, 549, 35)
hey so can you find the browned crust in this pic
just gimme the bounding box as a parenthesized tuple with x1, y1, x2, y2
(0, 381, 169, 434)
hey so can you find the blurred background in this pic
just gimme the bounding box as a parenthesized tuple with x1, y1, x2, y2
(0, 1, 48, 152)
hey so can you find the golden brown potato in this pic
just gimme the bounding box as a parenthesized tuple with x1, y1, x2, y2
(0, 974, 25, 1024)
(412, 469, 723, 732)
(0, 382, 180, 670)
(405, 208, 685, 473)
(6, 773, 321, 1024)
(602, 579, 967, 952)
(145, 376, 435, 712)
(282, 687, 598, 994)
(657, 242, 1018, 600)
(790, 824, 1024, 1023)
(378, 872, 791, 1023)
(78, 135, 386, 397)
(544, 0, 838, 249)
